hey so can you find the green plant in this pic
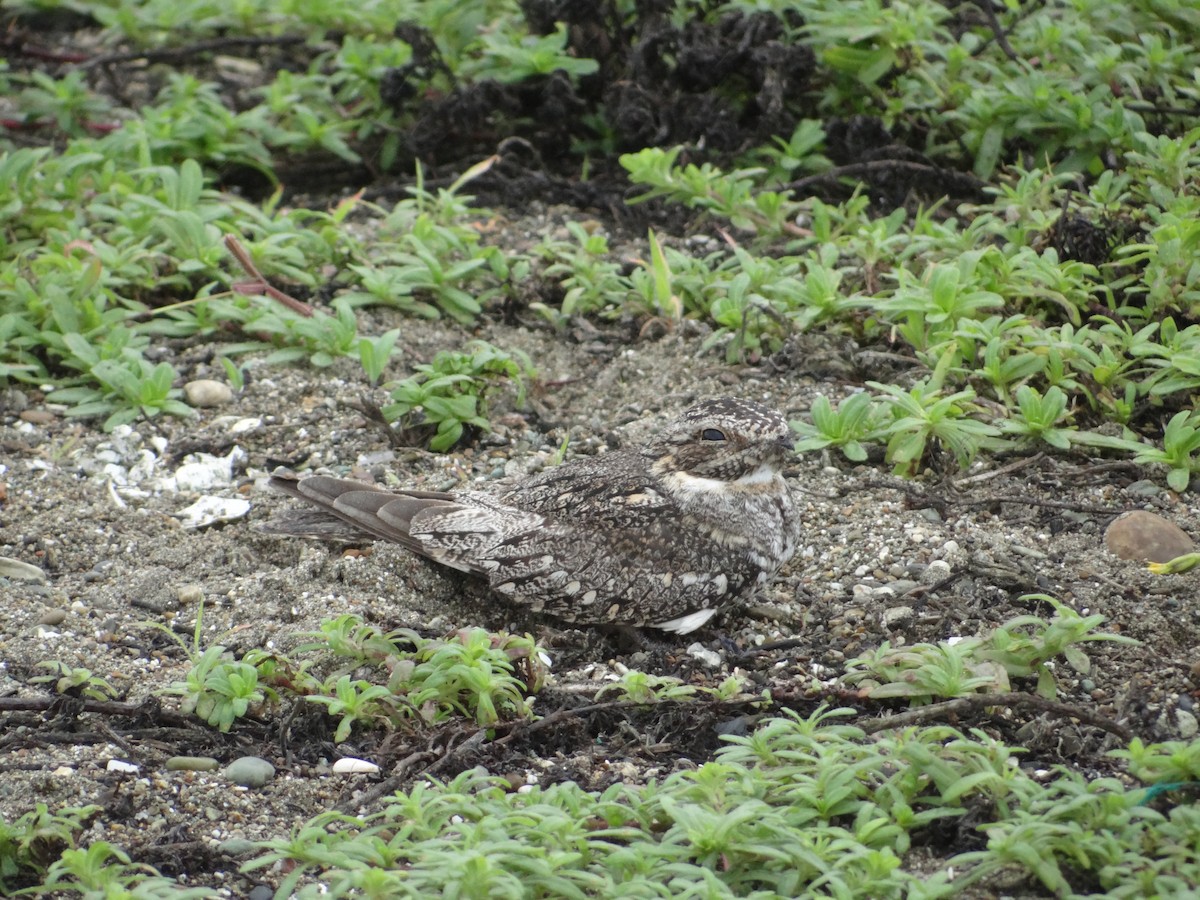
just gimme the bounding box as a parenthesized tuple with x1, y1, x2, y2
(949, 765, 1200, 897)
(223, 299, 360, 369)
(625, 229, 683, 323)
(341, 158, 508, 324)
(870, 379, 1001, 476)
(1112, 737, 1200, 786)
(13, 70, 114, 137)
(382, 340, 532, 451)
(801, 0, 952, 97)
(161, 645, 269, 733)
(843, 639, 1002, 704)
(29, 662, 118, 702)
(595, 670, 698, 704)
(297, 615, 409, 665)
(792, 392, 881, 462)
(754, 118, 831, 183)
(464, 22, 599, 83)
(299, 621, 547, 734)
(24, 841, 214, 898)
(533, 222, 625, 322)
(1130, 409, 1200, 492)
(45, 352, 193, 431)
(306, 676, 403, 743)
(402, 628, 543, 726)
(996, 385, 1075, 451)
(979, 595, 1138, 699)
(0, 804, 99, 894)
(844, 595, 1136, 703)
(885, 255, 1004, 357)
(358, 328, 401, 386)
(153, 605, 274, 732)
(956, 320, 1046, 407)
(620, 147, 803, 236)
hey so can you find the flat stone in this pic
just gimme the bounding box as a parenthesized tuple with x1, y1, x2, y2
(166, 756, 219, 772)
(1104, 510, 1195, 563)
(19, 409, 56, 425)
(0, 556, 48, 583)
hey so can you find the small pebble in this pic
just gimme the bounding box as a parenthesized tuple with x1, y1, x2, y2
(224, 756, 275, 787)
(184, 379, 233, 407)
(1104, 510, 1195, 563)
(107, 759, 140, 774)
(219, 839, 258, 858)
(166, 756, 219, 772)
(228, 417, 262, 435)
(1177, 710, 1198, 739)
(38, 608, 67, 626)
(175, 584, 205, 605)
(882, 606, 914, 628)
(19, 409, 56, 425)
(1124, 480, 1163, 499)
(920, 559, 952, 584)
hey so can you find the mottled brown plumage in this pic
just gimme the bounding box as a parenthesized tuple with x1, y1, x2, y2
(261, 398, 799, 633)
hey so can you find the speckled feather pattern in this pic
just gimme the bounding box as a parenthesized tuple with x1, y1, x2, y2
(261, 398, 799, 634)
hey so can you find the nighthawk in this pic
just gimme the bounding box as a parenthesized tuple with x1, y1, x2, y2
(261, 397, 799, 634)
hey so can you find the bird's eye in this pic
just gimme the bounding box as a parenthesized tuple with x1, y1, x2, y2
(701, 428, 726, 442)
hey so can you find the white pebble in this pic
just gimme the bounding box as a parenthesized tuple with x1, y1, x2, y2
(228, 417, 262, 435)
(332, 757, 380, 775)
(920, 560, 953, 584)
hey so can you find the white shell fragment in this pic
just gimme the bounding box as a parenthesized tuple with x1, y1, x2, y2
(173, 447, 245, 492)
(173, 496, 252, 530)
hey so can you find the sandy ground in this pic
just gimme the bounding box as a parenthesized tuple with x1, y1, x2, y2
(2, 309, 1198, 894)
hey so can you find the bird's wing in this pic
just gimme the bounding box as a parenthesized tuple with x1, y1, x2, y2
(261, 471, 455, 552)
(427, 508, 756, 632)
(501, 451, 677, 526)
(262, 471, 553, 577)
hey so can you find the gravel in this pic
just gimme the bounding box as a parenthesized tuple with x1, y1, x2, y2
(2, 303, 1199, 893)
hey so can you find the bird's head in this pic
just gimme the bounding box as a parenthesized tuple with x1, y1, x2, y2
(647, 397, 795, 484)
